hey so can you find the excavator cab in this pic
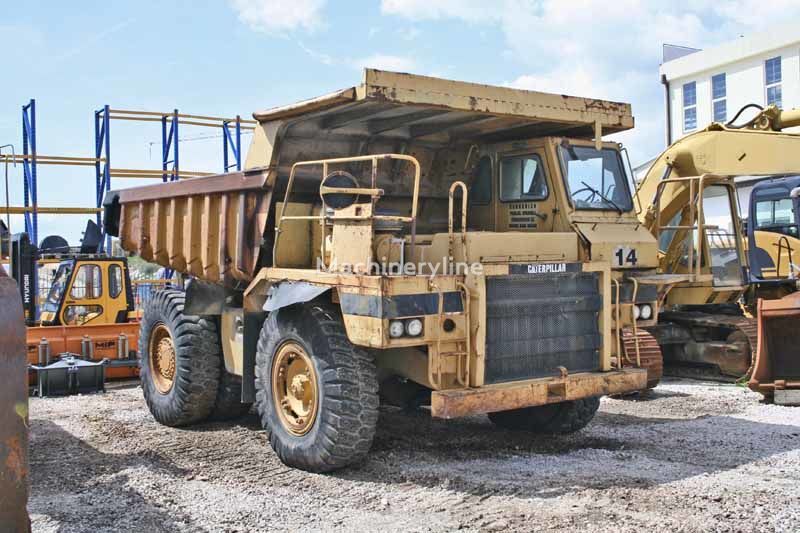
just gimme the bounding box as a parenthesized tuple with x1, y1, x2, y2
(39, 257, 134, 326)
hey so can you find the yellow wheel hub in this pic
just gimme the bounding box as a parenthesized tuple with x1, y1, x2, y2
(149, 323, 176, 394)
(272, 341, 319, 436)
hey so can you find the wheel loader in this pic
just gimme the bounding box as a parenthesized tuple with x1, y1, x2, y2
(104, 70, 682, 472)
(8, 223, 140, 387)
(636, 104, 800, 394)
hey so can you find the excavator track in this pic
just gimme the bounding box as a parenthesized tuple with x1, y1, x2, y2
(657, 310, 758, 382)
(621, 328, 663, 389)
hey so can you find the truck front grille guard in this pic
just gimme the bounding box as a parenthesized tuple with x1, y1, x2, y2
(272, 154, 421, 270)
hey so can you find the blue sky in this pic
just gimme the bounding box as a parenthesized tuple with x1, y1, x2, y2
(2, 0, 799, 243)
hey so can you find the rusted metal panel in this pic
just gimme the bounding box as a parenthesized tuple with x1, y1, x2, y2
(749, 292, 800, 399)
(430, 368, 646, 419)
(0, 264, 30, 532)
(253, 69, 634, 136)
(106, 169, 271, 284)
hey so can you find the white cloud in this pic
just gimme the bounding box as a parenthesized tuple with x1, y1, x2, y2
(351, 54, 417, 72)
(381, 0, 800, 163)
(230, 0, 326, 35)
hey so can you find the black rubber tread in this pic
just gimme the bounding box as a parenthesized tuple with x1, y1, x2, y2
(139, 289, 221, 427)
(254, 302, 379, 473)
(487, 397, 601, 434)
(209, 370, 252, 421)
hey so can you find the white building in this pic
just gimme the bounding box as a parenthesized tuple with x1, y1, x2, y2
(660, 26, 799, 145)
(658, 25, 800, 225)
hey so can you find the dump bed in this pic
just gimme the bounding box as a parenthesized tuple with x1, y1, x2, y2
(105, 69, 634, 283)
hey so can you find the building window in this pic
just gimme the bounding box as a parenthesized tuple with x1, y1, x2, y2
(683, 81, 697, 131)
(711, 73, 726, 122)
(765, 56, 782, 107)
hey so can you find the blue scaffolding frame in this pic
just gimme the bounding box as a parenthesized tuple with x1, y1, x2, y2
(15, 101, 255, 256)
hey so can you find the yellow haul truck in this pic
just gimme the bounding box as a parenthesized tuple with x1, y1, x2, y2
(104, 70, 674, 472)
(637, 104, 800, 380)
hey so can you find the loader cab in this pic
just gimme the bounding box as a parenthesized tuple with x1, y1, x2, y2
(747, 175, 800, 280)
(40, 257, 134, 326)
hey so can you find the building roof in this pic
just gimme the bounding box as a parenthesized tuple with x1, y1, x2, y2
(660, 22, 800, 81)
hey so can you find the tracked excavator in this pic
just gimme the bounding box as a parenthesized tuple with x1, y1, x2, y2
(637, 104, 800, 389)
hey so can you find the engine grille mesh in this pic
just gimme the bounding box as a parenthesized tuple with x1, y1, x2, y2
(484, 272, 602, 384)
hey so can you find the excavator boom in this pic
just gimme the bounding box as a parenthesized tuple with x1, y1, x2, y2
(637, 105, 800, 393)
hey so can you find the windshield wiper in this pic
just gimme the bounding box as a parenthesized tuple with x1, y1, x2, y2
(580, 181, 623, 214)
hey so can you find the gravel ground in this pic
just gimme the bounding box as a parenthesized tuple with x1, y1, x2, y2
(28, 378, 800, 533)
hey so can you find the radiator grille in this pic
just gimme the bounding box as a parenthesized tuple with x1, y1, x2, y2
(484, 272, 602, 384)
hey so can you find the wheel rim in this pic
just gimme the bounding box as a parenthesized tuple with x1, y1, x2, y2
(271, 341, 319, 436)
(149, 323, 176, 394)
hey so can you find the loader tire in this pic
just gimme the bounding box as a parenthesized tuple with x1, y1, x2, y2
(255, 302, 379, 473)
(487, 397, 600, 434)
(209, 371, 252, 421)
(139, 289, 221, 427)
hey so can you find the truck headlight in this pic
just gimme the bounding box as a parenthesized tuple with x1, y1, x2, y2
(388, 320, 405, 338)
(639, 304, 652, 320)
(632, 305, 640, 320)
(405, 318, 423, 337)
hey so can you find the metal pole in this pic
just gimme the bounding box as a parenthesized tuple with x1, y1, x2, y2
(223, 120, 229, 172)
(235, 115, 242, 171)
(0, 145, 16, 260)
(173, 109, 179, 181)
(103, 105, 111, 253)
(161, 114, 168, 182)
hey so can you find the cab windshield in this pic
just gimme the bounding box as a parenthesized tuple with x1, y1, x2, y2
(558, 143, 633, 212)
(42, 262, 72, 313)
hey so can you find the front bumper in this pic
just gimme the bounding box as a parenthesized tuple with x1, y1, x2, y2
(430, 368, 646, 419)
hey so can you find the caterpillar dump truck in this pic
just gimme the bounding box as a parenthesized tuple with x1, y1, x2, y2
(104, 70, 679, 472)
(637, 104, 800, 384)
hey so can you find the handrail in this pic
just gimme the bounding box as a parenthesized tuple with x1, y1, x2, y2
(273, 153, 422, 269)
(653, 173, 736, 282)
(775, 235, 796, 279)
(448, 181, 468, 264)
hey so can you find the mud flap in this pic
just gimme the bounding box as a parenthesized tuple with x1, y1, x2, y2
(0, 265, 30, 532)
(749, 292, 800, 400)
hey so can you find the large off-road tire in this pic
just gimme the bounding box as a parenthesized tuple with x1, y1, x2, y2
(209, 371, 252, 421)
(255, 302, 379, 473)
(139, 289, 221, 427)
(487, 397, 601, 434)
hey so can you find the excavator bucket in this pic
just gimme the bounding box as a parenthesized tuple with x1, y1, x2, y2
(0, 264, 30, 532)
(749, 291, 800, 404)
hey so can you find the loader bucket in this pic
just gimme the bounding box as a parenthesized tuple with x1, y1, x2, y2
(0, 264, 29, 532)
(749, 291, 800, 404)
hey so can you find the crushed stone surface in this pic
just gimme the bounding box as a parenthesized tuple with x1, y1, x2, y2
(28, 378, 800, 532)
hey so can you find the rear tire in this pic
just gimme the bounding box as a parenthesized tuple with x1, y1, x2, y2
(487, 397, 600, 434)
(255, 302, 379, 472)
(139, 290, 221, 427)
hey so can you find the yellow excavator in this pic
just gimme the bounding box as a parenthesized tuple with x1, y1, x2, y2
(637, 104, 800, 399)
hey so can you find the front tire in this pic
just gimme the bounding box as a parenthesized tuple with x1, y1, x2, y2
(139, 290, 221, 427)
(255, 302, 379, 472)
(488, 397, 601, 434)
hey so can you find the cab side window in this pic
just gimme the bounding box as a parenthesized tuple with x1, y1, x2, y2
(70, 264, 102, 299)
(109, 264, 123, 298)
(470, 156, 492, 205)
(500, 154, 548, 202)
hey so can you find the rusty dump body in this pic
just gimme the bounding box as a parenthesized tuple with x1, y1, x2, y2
(106, 69, 663, 422)
(0, 264, 30, 531)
